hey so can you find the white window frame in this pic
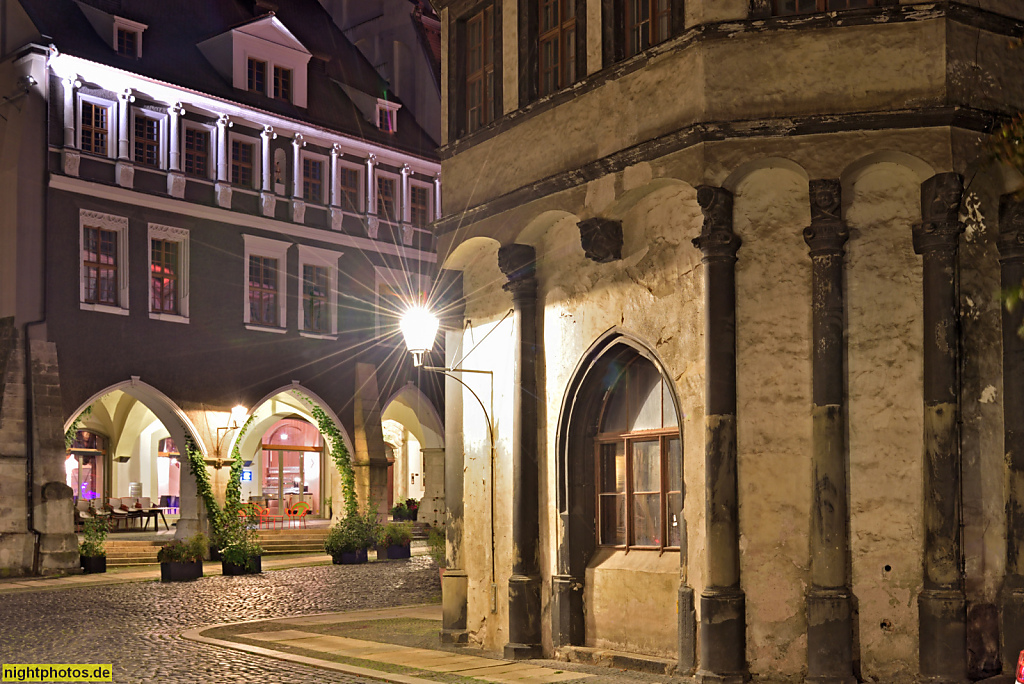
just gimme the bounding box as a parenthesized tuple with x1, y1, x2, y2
(374, 266, 431, 337)
(181, 121, 216, 181)
(77, 94, 116, 159)
(298, 245, 342, 339)
(300, 150, 329, 205)
(147, 224, 190, 324)
(112, 17, 147, 59)
(336, 159, 364, 214)
(229, 132, 261, 190)
(79, 209, 129, 316)
(376, 99, 401, 133)
(243, 234, 290, 332)
(131, 106, 167, 169)
(408, 179, 434, 228)
(375, 169, 401, 225)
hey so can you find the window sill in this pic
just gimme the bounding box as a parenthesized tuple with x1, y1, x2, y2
(80, 303, 129, 316)
(299, 331, 337, 341)
(245, 323, 286, 334)
(149, 312, 189, 324)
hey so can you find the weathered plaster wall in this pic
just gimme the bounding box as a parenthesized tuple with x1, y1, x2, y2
(733, 167, 813, 676)
(845, 162, 924, 680)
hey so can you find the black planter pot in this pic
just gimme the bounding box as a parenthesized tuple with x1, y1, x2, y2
(221, 555, 262, 575)
(209, 546, 221, 562)
(160, 559, 203, 582)
(80, 555, 106, 574)
(332, 548, 368, 565)
(376, 543, 411, 560)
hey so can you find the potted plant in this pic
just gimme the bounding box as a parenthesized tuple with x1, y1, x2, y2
(324, 505, 379, 564)
(405, 498, 419, 522)
(158, 533, 207, 582)
(377, 521, 413, 560)
(427, 525, 446, 580)
(389, 501, 409, 521)
(219, 515, 263, 575)
(79, 516, 107, 574)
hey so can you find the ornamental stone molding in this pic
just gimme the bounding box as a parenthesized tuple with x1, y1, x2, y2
(62, 149, 81, 177)
(260, 191, 277, 218)
(498, 243, 537, 292)
(331, 207, 344, 232)
(291, 199, 306, 224)
(115, 160, 134, 189)
(913, 172, 964, 255)
(80, 209, 128, 230)
(577, 217, 623, 263)
(367, 215, 380, 239)
(803, 179, 849, 254)
(167, 171, 186, 199)
(692, 185, 740, 258)
(215, 182, 232, 209)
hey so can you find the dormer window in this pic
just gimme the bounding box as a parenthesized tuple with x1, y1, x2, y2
(248, 58, 267, 94)
(274, 66, 292, 102)
(377, 100, 400, 133)
(117, 28, 137, 57)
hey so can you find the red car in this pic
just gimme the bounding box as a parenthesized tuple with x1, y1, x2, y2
(1017, 650, 1024, 684)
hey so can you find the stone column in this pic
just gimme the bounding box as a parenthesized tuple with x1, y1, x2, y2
(442, 296, 469, 643)
(366, 154, 379, 239)
(998, 195, 1024, 674)
(166, 102, 185, 198)
(115, 89, 134, 188)
(691, 186, 748, 683)
(803, 179, 856, 683)
(214, 114, 232, 208)
(291, 134, 306, 223)
(421, 447, 446, 527)
(499, 243, 542, 660)
(60, 77, 82, 177)
(260, 125, 277, 217)
(913, 172, 967, 682)
(434, 172, 442, 221)
(330, 143, 344, 231)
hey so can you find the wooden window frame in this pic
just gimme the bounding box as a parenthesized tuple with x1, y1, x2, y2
(521, 0, 586, 105)
(409, 183, 432, 229)
(297, 244, 341, 338)
(274, 66, 292, 102)
(302, 154, 325, 204)
(537, 0, 579, 97)
(242, 235, 289, 332)
(376, 172, 399, 224)
(450, 0, 503, 140)
(337, 162, 362, 213)
(602, 0, 684, 67)
(116, 28, 137, 58)
(80, 99, 112, 157)
(82, 225, 120, 307)
(231, 138, 256, 188)
(148, 223, 190, 322)
(150, 238, 179, 315)
(248, 58, 267, 95)
(248, 255, 279, 327)
(79, 210, 129, 315)
(183, 125, 211, 179)
(770, 0, 876, 15)
(132, 109, 163, 169)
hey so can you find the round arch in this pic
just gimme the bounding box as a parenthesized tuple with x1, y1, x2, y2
(381, 384, 444, 450)
(722, 156, 810, 193)
(841, 150, 936, 187)
(551, 328, 694, 665)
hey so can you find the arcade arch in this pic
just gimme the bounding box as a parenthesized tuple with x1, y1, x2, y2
(381, 384, 444, 525)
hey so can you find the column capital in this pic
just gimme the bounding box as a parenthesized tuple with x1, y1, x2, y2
(498, 244, 537, 295)
(292, 132, 305, 148)
(692, 185, 740, 258)
(260, 124, 277, 141)
(803, 179, 849, 255)
(168, 102, 185, 117)
(331, 142, 343, 156)
(216, 113, 232, 128)
(366, 153, 378, 167)
(999, 194, 1024, 261)
(913, 172, 964, 255)
(62, 76, 82, 90)
(118, 88, 135, 104)
(401, 163, 412, 176)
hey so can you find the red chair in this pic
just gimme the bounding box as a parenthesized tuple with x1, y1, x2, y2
(289, 501, 311, 528)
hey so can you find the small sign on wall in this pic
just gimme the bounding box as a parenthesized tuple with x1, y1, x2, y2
(241, 470, 253, 482)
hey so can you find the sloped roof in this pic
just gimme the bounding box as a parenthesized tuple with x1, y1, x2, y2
(18, 0, 438, 159)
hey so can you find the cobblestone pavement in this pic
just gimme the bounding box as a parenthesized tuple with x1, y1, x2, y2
(0, 557, 441, 683)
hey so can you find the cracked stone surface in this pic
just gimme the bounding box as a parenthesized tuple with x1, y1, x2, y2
(0, 557, 441, 683)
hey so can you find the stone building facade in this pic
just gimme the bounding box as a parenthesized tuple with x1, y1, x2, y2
(0, 0, 444, 576)
(431, 0, 1024, 681)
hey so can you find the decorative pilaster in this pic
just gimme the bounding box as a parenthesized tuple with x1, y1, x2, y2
(999, 195, 1024, 674)
(215, 114, 232, 208)
(914, 172, 968, 683)
(291, 134, 306, 223)
(803, 179, 856, 684)
(115, 89, 135, 188)
(330, 143, 344, 231)
(366, 154, 379, 238)
(61, 77, 81, 177)
(499, 244, 543, 660)
(166, 103, 185, 198)
(260, 125, 277, 217)
(692, 186, 748, 684)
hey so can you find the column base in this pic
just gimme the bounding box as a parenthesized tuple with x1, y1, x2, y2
(696, 587, 749, 683)
(442, 567, 468, 644)
(806, 587, 856, 683)
(1000, 586, 1024, 675)
(679, 584, 696, 675)
(552, 574, 584, 648)
(918, 588, 968, 682)
(507, 573, 542, 657)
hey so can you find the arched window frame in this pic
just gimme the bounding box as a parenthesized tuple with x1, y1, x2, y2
(592, 358, 682, 551)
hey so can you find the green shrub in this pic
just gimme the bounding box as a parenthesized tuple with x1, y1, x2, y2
(379, 521, 412, 547)
(158, 533, 207, 563)
(79, 516, 107, 558)
(218, 513, 263, 571)
(427, 526, 446, 568)
(324, 505, 380, 559)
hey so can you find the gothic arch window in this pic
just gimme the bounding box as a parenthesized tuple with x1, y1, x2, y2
(594, 356, 682, 549)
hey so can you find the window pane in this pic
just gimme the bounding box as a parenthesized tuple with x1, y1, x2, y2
(599, 442, 625, 493)
(632, 493, 660, 546)
(600, 494, 625, 545)
(662, 378, 678, 427)
(666, 492, 683, 547)
(666, 437, 681, 492)
(631, 362, 662, 431)
(632, 440, 660, 492)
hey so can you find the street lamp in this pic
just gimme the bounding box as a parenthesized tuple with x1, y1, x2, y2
(399, 305, 440, 368)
